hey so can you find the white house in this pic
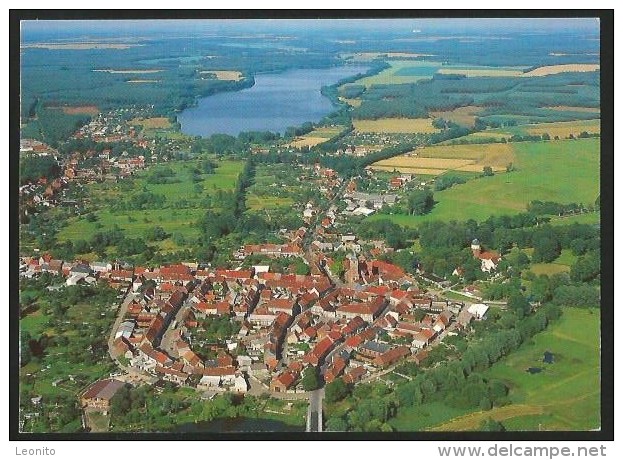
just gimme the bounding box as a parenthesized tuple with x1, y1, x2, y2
(233, 375, 249, 393)
(467, 303, 489, 320)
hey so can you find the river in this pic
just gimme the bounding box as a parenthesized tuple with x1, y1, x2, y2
(177, 66, 369, 137)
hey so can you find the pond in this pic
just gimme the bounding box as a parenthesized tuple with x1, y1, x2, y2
(177, 65, 369, 137)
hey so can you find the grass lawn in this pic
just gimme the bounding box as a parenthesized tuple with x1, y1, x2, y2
(21, 310, 51, 337)
(529, 249, 577, 276)
(390, 401, 472, 431)
(86, 411, 111, 432)
(549, 212, 600, 226)
(429, 307, 600, 431)
(370, 138, 599, 227)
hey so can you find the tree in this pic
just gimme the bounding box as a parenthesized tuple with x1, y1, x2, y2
(483, 166, 494, 177)
(507, 291, 531, 318)
(407, 189, 434, 215)
(301, 366, 321, 391)
(570, 251, 600, 283)
(325, 379, 351, 403)
(20, 331, 32, 366)
(480, 418, 506, 432)
(326, 415, 349, 432)
(110, 384, 132, 416)
(532, 233, 561, 263)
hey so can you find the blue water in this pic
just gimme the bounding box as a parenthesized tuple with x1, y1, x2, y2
(177, 66, 368, 137)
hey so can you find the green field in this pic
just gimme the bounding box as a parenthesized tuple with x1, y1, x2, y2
(57, 159, 244, 247)
(431, 307, 601, 431)
(371, 138, 600, 226)
(443, 119, 600, 145)
(356, 60, 443, 87)
(390, 401, 472, 431)
(549, 212, 600, 226)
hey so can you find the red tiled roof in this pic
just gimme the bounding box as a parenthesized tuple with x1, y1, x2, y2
(202, 366, 236, 376)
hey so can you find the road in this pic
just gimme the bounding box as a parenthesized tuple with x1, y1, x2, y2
(107, 289, 138, 365)
(306, 388, 324, 432)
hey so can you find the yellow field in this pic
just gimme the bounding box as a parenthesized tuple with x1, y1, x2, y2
(286, 126, 343, 148)
(370, 165, 449, 176)
(430, 106, 484, 127)
(339, 97, 362, 107)
(546, 106, 600, 113)
(523, 119, 600, 137)
(353, 118, 440, 134)
(199, 70, 243, 81)
(437, 68, 524, 77)
(287, 137, 331, 148)
(129, 117, 172, 129)
(93, 69, 162, 74)
(523, 64, 600, 77)
(48, 105, 99, 116)
(430, 405, 544, 431)
(370, 142, 514, 176)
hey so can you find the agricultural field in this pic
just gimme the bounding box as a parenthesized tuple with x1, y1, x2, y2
(286, 126, 344, 148)
(370, 138, 599, 225)
(353, 118, 439, 134)
(129, 117, 172, 129)
(523, 64, 600, 77)
(56, 159, 244, 250)
(523, 119, 600, 138)
(430, 307, 600, 431)
(48, 105, 99, 116)
(444, 119, 600, 145)
(199, 70, 243, 81)
(430, 106, 484, 127)
(371, 143, 514, 176)
(355, 60, 443, 87)
(338, 97, 362, 108)
(436, 67, 525, 78)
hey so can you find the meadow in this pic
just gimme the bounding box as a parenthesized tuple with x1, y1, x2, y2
(56, 159, 244, 250)
(429, 307, 600, 431)
(529, 249, 577, 276)
(369, 138, 599, 226)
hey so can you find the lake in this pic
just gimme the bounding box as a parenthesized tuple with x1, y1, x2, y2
(174, 417, 304, 433)
(177, 66, 369, 137)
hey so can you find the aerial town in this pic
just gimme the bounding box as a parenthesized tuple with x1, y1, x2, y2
(18, 17, 603, 435)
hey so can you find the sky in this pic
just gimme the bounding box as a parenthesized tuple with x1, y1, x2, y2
(20, 17, 600, 41)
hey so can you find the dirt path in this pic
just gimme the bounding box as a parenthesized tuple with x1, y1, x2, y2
(429, 404, 544, 431)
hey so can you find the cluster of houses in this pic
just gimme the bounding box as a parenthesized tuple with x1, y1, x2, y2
(22, 227, 491, 398)
(342, 190, 400, 217)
